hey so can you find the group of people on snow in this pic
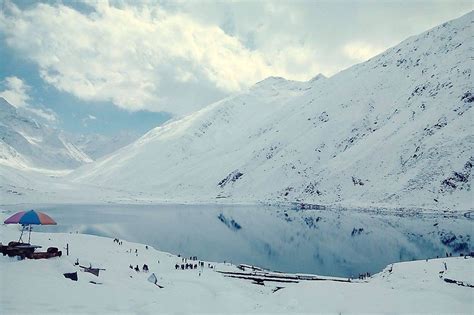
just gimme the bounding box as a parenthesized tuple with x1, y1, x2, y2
(129, 264, 149, 272)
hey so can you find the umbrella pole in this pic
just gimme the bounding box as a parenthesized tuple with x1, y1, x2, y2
(28, 225, 32, 244)
(19, 225, 25, 242)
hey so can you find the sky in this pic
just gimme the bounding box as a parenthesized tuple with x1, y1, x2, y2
(0, 0, 472, 135)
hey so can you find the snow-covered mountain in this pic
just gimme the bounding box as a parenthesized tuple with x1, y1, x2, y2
(71, 12, 473, 210)
(0, 97, 92, 172)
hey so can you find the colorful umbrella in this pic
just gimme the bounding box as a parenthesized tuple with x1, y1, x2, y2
(4, 210, 57, 243)
(4, 210, 57, 225)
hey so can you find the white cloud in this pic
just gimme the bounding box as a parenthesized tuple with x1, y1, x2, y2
(0, 1, 320, 115)
(0, 76, 30, 107)
(342, 41, 385, 62)
(1, 1, 471, 115)
(0, 76, 57, 122)
(25, 107, 58, 123)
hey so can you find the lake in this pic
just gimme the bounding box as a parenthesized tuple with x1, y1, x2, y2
(4, 204, 473, 277)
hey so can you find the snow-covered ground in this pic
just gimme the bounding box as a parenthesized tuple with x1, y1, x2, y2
(1, 212, 473, 314)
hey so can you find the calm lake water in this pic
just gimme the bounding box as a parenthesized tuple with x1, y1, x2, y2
(5, 204, 473, 277)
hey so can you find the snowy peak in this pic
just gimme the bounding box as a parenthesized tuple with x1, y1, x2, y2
(253, 76, 289, 86)
(251, 73, 327, 91)
(0, 97, 16, 114)
(369, 11, 472, 68)
(251, 76, 310, 92)
(309, 73, 326, 83)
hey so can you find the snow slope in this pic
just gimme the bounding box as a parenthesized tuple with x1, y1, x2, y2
(0, 97, 92, 172)
(70, 12, 474, 210)
(0, 213, 472, 314)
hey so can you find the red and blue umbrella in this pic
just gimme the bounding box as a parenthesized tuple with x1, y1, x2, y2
(4, 210, 57, 243)
(4, 210, 57, 225)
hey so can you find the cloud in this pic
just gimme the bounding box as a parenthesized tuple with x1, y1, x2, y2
(24, 107, 58, 123)
(0, 76, 57, 122)
(0, 1, 320, 115)
(342, 41, 385, 62)
(1, 1, 471, 115)
(0, 76, 30, 107)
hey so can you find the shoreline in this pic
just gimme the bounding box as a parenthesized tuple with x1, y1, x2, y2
(2, 200, 472, 218)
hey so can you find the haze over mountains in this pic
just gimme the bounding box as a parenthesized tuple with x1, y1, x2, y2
(0, 97, 92, 172)
(0, 97, 139, 171)
(2, 12, 473, 210)
(69, 132, 139, 161)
